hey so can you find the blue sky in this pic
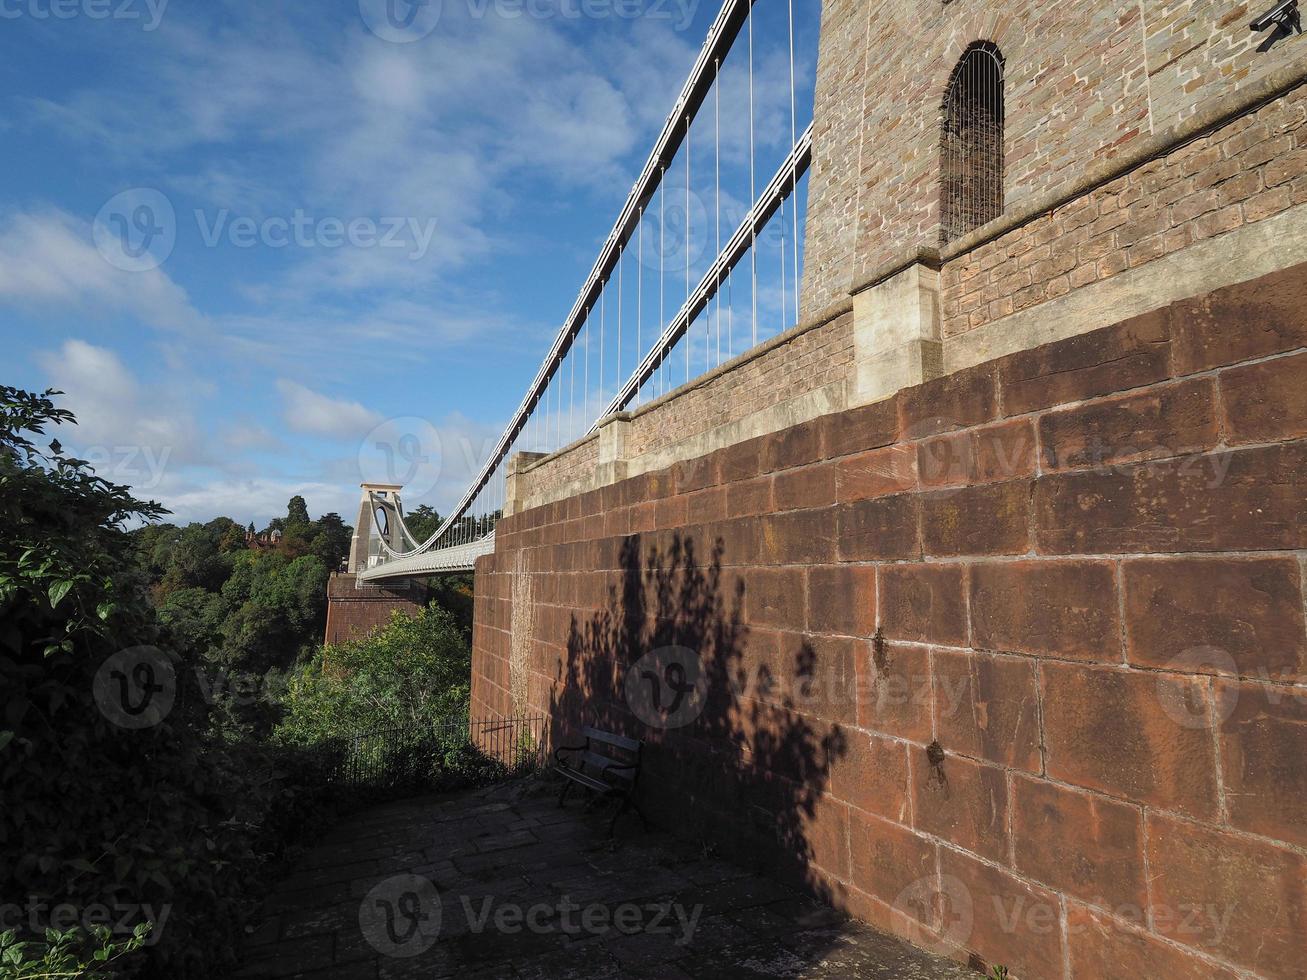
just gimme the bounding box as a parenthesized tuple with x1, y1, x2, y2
(2, 0, 817, 527)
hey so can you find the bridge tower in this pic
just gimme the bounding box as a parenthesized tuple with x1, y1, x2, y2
(324, 483, 427, 646)
(347, 482, 407, 573)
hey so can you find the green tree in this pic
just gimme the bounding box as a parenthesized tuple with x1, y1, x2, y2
(308, 511, 352, 571)
(216, 550, 328, 675)
(217, 521, 248, 553)
(285, 495, 310, 529)
(404, 504, 442, 543)
(161, 522, 232, 594)
(0, 387, 325, 978)
(277, 604, 471, 744)
(157, 585, 227, 658)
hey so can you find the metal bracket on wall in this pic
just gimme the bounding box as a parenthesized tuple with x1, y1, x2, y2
(1251, 0, 1302, 52)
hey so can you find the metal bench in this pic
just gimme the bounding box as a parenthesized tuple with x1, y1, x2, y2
(554, 726, 648, 835)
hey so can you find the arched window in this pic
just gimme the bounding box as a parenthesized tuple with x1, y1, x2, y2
(941, 42, 1004, 245)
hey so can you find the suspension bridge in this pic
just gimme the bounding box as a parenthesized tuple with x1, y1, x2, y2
(324, 2, 1307, 975)
(355, 0, 814, 581)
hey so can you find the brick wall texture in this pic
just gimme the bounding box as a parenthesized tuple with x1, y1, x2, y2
(800, 0, 1307, 318)
(521, 73, 1307, 513)
(942, 82, 1307, 339)
(472, 265, 1307, 979)
(323, 574, 426, 646)
(519, 313, 855, 510)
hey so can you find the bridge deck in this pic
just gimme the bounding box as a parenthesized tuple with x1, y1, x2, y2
(358, 532, 495, 580)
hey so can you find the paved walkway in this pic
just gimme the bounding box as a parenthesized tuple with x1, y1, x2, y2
(238, 778, 977, 979)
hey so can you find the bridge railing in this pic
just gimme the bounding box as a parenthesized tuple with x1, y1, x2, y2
(372, 0, 817, 567)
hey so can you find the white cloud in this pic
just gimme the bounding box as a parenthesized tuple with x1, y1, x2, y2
(221, 422, 283, 454)
(0, 210, 202, 331)
(20, 5, 702, 300)
(149, 476, 356, 528)
(276, 379, 383, 440)
(34, 339, 207, 489)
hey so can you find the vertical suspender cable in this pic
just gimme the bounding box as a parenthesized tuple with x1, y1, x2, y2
(617, 245, 623, 414)
(659, 166, 665, 397)
(788, 0, 799, 325)
(747, 0, 757, 347)
(780, 204, 787, 333)
(637, 206, 643, 405)
(599, 281, 605, 410)
(685, 114, 691, 384)
(714, 58, 721, 369)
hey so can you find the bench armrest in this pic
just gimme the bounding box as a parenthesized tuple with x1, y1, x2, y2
(553, 742, 588, 764)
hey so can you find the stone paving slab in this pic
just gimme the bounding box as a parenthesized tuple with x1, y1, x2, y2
(237, 778, 978, 979)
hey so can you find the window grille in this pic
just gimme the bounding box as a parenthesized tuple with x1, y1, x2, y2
(941, 42, 1005, 245)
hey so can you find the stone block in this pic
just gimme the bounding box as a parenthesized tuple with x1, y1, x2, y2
(920, 480, 1031, 557)
(1123, 556, 1306, 678)
(911, 749, 1009, 863)
(933, 649, 1041, 772)
(1146, 812, 1307, 977)
(1041, 662, 1219, 818)
(1218, 349, 1307, 444)
(1011, 775, 1146, 910)
(970, 560, 1120, 661)
(1034, 443, 1307, 554)
(808, 564, 877, 637)
(878, 563, 967, 647)
(1038, 378, 1219, 471)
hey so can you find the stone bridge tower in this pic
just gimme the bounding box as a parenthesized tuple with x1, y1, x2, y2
(324, 483, 427, 646)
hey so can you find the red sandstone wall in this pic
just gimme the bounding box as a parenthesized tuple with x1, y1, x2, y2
(472, 266, 1307, 979)
(323, 574, 426, 647)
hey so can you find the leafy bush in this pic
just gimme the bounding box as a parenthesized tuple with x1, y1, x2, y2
(271, 604, 505, 799)
(0, 924, 151, 979)
(276, 603, 471, 745)
(0, 388, 330, 979)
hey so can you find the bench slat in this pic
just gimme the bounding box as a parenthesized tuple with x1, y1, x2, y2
(557, 766, 612, 794)
(577, 750, 632, 771)
(582, 726, 642, 753)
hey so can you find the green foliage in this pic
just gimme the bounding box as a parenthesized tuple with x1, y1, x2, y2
(0, 923, 151, 979)
(128, 509, 338, 735)
(284, 496, 310, 530)
(307, 512, 351, 571)
(403, 504, 442, 544)
(215, 550, 328, 673)
(989, 967, 1010, 980)
(0, 387, 167, 659)
(0, 388, 331, 979)
(276, 604, 471, 745)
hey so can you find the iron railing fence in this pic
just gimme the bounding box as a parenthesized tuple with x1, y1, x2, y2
(304, 713, 550, 794)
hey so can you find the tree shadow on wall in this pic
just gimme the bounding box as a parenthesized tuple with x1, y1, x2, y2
(550, 531, 849, 905)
